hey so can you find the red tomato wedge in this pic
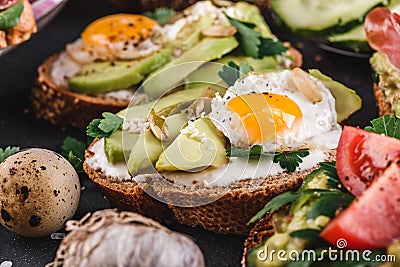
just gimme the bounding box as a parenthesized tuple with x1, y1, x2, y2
(320, 161, 400, 249)
(336, 126, 400, 196)
(365, 7, 400, 70)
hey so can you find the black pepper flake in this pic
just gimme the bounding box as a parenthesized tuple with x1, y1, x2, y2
(29, 215, 41, 227)
(1, 209, 11, 222)
(54, 190, 58, 197)
(40, 166, 46, 171)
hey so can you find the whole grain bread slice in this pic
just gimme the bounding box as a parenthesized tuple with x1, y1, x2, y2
(31, 55, 130, 128)
(83, 138, 335, 235)
(373, 83, 394, 116)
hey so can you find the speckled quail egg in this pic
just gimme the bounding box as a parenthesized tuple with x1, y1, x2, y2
(0, 148, 80, 237)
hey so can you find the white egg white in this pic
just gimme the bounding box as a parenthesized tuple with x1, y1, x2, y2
(210, 70, 342, 153)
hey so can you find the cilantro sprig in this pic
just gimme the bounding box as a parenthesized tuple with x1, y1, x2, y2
(365, 114, 400, 139)
(0, 146, 20, 162)
(60, 137, 86, 173)
(225, 14, 288, 59)
(143, 8, 175, 26)
(227, 145, 309, 173)
(87, 112, 123, 139)
(218, 61, 254, 86)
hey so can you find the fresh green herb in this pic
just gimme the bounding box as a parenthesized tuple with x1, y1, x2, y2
(306, 191, 353, 219)
(61, 137, 86, 173)
(365, 114, 400, 139)
(226, 144, 265, 159)
(249, 161, 354, 224)
(227, 146, 309, 172)
(319, 161, 342, 189)
(225, 14, 288, 58)
(143, 8, 175, 26)
(0, 146, 20, 162)
(273, 149, 310, 173)
(218, 61, 254, 86)
(87, 112, 123, 139)
(249, 189, 353, 224)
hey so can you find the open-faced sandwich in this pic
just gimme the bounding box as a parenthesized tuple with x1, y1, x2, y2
(365, 4, 400, 116)
(0, 0, 36, 48)
(31, 0, 302, 128)
(83, 65, 361, 235)
(243, 115, 400, 266)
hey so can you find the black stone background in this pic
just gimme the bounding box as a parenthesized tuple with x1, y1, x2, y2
(0, 0, 377, 266)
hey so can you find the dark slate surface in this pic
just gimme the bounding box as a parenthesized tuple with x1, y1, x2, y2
(0, 0, 377, 266)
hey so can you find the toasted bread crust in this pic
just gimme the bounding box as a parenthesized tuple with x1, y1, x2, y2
(242, 215, 274, 266)
(31, 55, 129, 128)
(373, 82, 394, 116)
(84, 138, 334, 235)
(0, 0, 37, 49)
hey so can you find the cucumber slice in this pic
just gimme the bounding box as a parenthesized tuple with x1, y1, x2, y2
(328, 24, 371, 53)
(271, 0, 386, 36)
(0, 1, 23, 31)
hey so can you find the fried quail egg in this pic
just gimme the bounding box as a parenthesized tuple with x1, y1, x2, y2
(0, 149, 80, 237)
(210, 70, 342, 152)
(66, 14, 162, 64)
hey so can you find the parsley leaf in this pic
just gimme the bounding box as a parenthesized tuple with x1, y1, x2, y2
(273, 150, 310, 173)
(226, 145, 271, 159)
(227, 146, 309, 172)
(0, 146, 20, 162)
(87, 112, 123, 139)
(61, 137, 86, 173)
(365, 114, 400, 139)
(225, 14, 288, 59)
(218, 61, 254, 86)
(143, 8, 175, 26)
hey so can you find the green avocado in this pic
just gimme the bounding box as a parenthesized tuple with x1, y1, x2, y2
(0, 1, 23, 31)
(69, 49, 172, 94)
(127, 129, 163, 176)
(370, 52, 400, 114)
(185, 54, 280, 90)
(119, 86, 216, 120)
(231, 1, 272, 37)
(104, 130, 139, 164)
(166, 15, 213, 52)
(308, 69, 362, 122)
(156, 117, 227, 172)
(143, 37, 238, 99)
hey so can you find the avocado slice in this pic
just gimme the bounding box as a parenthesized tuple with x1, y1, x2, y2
(104, 130, 140, 164)
(156, 117, 227, 172)
(120, 86, 216, 120)
(166, 15, 213, 52)
(69, 49, 172, 94)
(185, 54, 281, 90)
(230, 2, 272, 37)
(0, 1, 23, 31)
(143, 37, 238, 99)
(127, 129, 163, 175)
(308, 69, 362, 122)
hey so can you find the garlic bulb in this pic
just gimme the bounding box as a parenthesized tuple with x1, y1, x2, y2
(47, 209, 205, 267)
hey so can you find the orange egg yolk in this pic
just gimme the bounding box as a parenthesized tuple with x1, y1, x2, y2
(227, 93, 303, 144)
(81, 14, 158, 46)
